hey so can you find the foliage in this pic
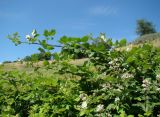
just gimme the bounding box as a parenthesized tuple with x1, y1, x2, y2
(59, 35, 90, 59)
(1, 29, 160, 116)
(23, 52, 52, 62)
(2, 61, 12, 64)
(136, 19, 156, 36)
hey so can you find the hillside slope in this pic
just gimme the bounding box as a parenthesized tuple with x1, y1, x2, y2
(132, 32, 160, 47)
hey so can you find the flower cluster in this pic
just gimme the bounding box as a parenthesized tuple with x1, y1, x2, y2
(115, 97, 120, 102)
(79, 93, 87, 101)
(156, 87, 160, 91)
(25, 29, 37, 41)
(156, 74, 160, 81)
(157, 114, 160, 117)
(142, 79, 151, 91)
(108, 58, 118, 65)
(126, 44, 133, 51)
(81, 101, 88, 109)
(100, 33, 106, 42)
(100, 83, 111, 91)
(121, 72, 134, 79)
(105, 112, 112, 117)
(79, 93, 88, 109)
(108, 58, 120, 70)
(96, 104, 104, 112)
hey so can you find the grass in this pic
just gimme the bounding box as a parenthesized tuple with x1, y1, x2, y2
(133, 32, 160, 46)
(0, 58, 88, 72)
(117, 32, 160, 51)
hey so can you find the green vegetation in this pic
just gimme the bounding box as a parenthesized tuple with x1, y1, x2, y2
(23, 52, 52, 62)
(136, 19, 156, 36)
(1, 29, 160, 116)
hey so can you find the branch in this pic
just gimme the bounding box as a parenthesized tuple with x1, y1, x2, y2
(20, 41, 63, 47)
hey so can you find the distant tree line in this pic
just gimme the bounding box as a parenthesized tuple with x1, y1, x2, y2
(23, 52, 52, 61)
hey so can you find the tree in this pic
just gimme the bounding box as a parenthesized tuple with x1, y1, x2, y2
(136, 19, 156, 36)
(23, 52, 52, 61)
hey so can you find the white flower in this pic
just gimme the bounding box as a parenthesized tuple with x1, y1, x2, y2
(96, 104, 104, 112)
(156, 88, 160, 91)
(114, 58, 118, 62)
(101, 83, 107, 88)
(100, 33, 106, 42)
(108, 61, 113, 65)
(100, 34, 105, 39)
(26, 34, 34, 41)
(100, 35, 105, 41)
(156, 74, 160, 80)
(115, 97, 120, 102)
(26, 35, 31, 40)
(142, 79, 150, 86)
(106, 113, 112, 117)
(100, 83, 111, 90)
(31, 29, 37, 37)
(102, 93, 105, 96)
(142, 79, 151, 91)
(142, 84, 147, 88)
(126, 47, 131, 51)
(81, 101, 87, 109)
(123, 68, 127, 71)
(79, 93, 87, 101)
(121, 73, 133, 79)
(93, 93, 96, 96)
(157, 114, 160, 117)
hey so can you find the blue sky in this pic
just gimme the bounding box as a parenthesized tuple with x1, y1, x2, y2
(0, 0, 160, 62)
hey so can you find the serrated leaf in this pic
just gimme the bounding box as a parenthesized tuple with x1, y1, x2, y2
(49, 29, 56, 36)
(47, 45, 54, 50)
(59, 36, 69, 44)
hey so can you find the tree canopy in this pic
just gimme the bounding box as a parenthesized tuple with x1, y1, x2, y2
(136, 19, 156, 36)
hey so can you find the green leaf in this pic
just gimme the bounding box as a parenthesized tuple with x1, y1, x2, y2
(128, 115, 134, 117)
(107, 38, 113, 46)
(43, 60, 49, 66)
(127, 56, 136, 63)
(46, 45, 54, 50)
(107, 104, 117, 110)
(80, 109, 90, 116)
(7, 32, 21, 46)
(59, 36, 69, 44)
(49, 29, 56, 36)
(75, 97, 80, 102)
(43, 30, 49, 37)
(43, 29, 56, 37)
(81, 36, 89, 42)
(144, 111, 152, 116)
(138, 114, 144, 117)
(53, 53, 60, 61)
(119, 38, 127, 47)
(38, 47, 45, 53)
(119, 110, 126, 117)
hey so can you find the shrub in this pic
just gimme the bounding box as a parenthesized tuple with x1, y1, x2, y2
(1, 29, 160, 116)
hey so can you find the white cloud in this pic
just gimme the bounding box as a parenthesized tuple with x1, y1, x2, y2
(89, 6, 117, 16)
